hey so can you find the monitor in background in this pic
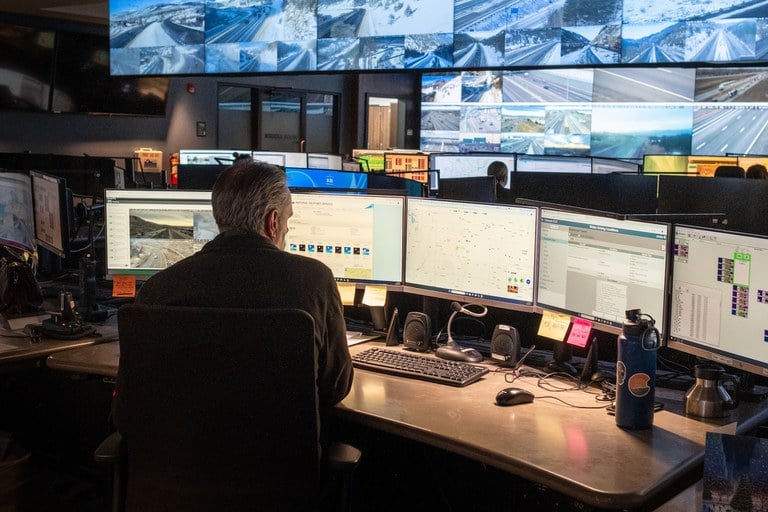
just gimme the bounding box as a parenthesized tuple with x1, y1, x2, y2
(367, 173, 426, 197)
(515, 155, 592, 174)
(29, 170, 72, 259)
(404, 198, 537, 312)
(176, 164, 227, 190)
(0, 22, 54, 112)
(251, 150, 308, 168)
(736, 155, 768, 176)
(351, 149, 385, 171)
(0, 172, 35, 253)
(537, 208, 670, 335)
(438, 176, 498, 202)
(643, 154, 739, 176)
(285, 168, 367, 190)
(178, 149, 249, 166)
(307, 153, 343, 170)
(430, 153, 514, 189)
(591, 157, 641, 175)
(668, 225, 768, 380)
(285, 192, 404, 286)
(105, 189, 218, 280)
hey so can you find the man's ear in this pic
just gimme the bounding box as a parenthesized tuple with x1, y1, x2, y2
(263, 209, 279, 242)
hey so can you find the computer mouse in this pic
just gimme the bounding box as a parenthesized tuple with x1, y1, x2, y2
(495, 387, 534, 406)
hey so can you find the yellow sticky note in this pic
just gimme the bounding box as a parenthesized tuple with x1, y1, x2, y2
(538, 310, 571, 341)
(112, 275, 137, 298)
(566, 317, 592, 348)
(337, 283, 356, 306)
(362, 285, 387, 307)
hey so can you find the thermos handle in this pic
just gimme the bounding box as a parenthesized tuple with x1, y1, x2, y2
(721, 373, 740, 409)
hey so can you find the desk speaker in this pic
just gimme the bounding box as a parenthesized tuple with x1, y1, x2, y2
(491, 324, 520, 366)
(403, 312, 431, 352)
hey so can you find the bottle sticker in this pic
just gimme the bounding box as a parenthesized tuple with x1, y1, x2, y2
(628, 373, 651, 397)
(616, 361, 626, 385)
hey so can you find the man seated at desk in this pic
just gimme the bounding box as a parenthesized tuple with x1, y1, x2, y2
(111, 159, 354, 439)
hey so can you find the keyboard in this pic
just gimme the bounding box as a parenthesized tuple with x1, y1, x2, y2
(351, 347, 489, 386)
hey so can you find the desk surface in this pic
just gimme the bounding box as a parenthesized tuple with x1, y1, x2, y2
(0, 320, 118, 366)
(44, 340, 768, 510)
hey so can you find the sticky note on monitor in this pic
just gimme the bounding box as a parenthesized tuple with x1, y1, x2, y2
(566, 317, 592, 348)
(337, 283, 356, 306)
(538, 310, 570, 341)
(362, 285, 387, 307)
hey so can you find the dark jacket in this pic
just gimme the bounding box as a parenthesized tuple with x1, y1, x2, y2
(112, 229, 353, 431)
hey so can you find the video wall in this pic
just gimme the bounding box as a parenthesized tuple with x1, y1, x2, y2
(109, 0, 768, 75)
(420, 66, 768, 159)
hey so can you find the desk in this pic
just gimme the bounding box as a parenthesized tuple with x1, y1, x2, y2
(0, 320, 118, 371)
(44, 341, 768, 511)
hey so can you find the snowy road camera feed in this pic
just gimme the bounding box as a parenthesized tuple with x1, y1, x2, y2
(111, 0, 768, 74)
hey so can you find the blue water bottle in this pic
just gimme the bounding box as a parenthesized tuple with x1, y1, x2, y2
(615, 309, 660, 430)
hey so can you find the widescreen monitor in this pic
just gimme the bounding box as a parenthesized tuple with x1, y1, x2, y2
(307, 153, 343, 170)
(537, 208, 670, 335)
(178, 149, 249, 166)
(105, 189, 218, 280)
(516, 155, 592, 174)
(285, 192, 404, 286)
(643, 155, 739, 176)
(438, 176, 497, 202)
(591, 157, 641, 175)
(404, 198, 537, 311)
(430, 153, 513, 188)
(668, 226, 768, 378)
(285, 168, 367, 190)
(0, 172, 35, 253)
(29, 171, 72, 259)
(251, 151, 308, 168)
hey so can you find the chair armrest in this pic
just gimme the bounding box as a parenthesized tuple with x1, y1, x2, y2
(94, 431, 125, 464)
(326, 442, 361, 473)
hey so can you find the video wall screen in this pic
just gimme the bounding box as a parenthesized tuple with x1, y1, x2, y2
(420, 66, 768, 159)
(109, 0, 768, 75)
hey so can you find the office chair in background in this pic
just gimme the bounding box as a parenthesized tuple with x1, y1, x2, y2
(95, 305, 361, 512)
(713, 165, 745, 178)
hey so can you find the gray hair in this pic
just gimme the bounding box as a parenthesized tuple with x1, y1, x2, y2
(211, 159, 291, 234)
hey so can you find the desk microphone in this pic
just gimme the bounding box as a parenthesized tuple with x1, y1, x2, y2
(435, 302, 487, 363)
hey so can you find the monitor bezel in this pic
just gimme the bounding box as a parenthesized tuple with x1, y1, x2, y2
(535, 206, 671, 336)
(29, 170, 71, 259)
(666, 224, 768, 378)
(403, 197, 538, 314)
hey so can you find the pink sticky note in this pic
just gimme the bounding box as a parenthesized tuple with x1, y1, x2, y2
(566, 317, 592, 348)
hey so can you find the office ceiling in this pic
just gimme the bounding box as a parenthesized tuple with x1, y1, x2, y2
(1, 0, 108, 25)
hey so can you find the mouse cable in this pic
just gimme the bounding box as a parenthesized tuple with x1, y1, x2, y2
(534, 395, 612, 409)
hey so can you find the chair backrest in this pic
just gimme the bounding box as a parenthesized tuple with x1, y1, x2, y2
(713, 165, 745, 178)
(117, 304, 320, 511)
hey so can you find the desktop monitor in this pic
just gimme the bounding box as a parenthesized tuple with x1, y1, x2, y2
(667, 225, 768, 378)
(29, 170, 72, 259)
(537, 208, 670, 335)
(643, 155, 739, 176)
(251, 150, 308, 168)
(438, 176, 497, 202)
(404, 198, 537, 311)
(285, 168, 367, 190)
(104, 189, 218, 280)
(178, 149, 249, 166)
(0, 172, 35, 253)
(515, 155, 592, 174)
(430, 153, 514, 189)
(285, 192, 405, 285)
(367, 173, 426, 197)
(307, 153, 343, 170)
(591, 157, 641, 175)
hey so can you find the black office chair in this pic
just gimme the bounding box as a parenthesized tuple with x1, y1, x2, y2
(95, 304, 361, 512)
(713, 165, 745, 178)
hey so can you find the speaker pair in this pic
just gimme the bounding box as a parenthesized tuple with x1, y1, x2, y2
(490, 324, 521, 366)
(403, 311, 432, 352)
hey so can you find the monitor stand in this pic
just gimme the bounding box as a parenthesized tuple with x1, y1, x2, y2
(547, 341, 577, 376)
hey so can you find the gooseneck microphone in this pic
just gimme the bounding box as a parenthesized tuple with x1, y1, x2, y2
(436, 302, 488, 363)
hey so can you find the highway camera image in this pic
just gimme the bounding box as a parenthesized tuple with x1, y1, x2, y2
(129, 210, 217, 270)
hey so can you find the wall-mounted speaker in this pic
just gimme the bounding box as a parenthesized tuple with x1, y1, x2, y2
(490, 324, 521, 366)
(403, 311, 431, 352)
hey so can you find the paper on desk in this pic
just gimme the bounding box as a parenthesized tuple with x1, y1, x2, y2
(337, 283, 356, 306)
(113, 275, 136, 298)
(566, 317, 592, 348)
(362, 285, 387, 307)
(538, 310, 570, 341)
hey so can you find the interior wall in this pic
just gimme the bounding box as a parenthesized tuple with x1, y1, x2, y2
(0, 72, 372, 167)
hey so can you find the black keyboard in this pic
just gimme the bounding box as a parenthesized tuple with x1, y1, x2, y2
(351, 347, 489, 386)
